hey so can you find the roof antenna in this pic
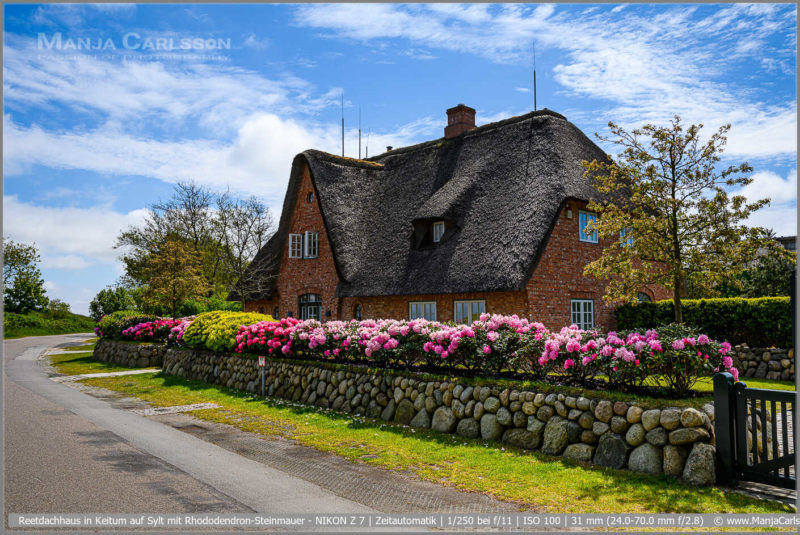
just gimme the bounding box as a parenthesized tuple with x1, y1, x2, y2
(358, 107, 362, 159)
(533, 41, 537, 111)
(341, 92, 345, 157)
(365, 128, 370, 158)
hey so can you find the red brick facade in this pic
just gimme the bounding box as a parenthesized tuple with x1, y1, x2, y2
(245, 162, 669, 331)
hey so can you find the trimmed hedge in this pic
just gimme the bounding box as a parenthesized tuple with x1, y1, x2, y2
(615, 297, 791, 348)
(96, 310, 160, 340)
(4, 310, 95, 339)
(182, 310, 273, 353)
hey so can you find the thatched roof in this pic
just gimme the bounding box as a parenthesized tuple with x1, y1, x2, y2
(239, 109, 608, 300)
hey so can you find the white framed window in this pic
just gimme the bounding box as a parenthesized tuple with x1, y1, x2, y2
(620, 228, 633, 247)
(571, 299, 594, 330)
(432, 221, 445, 243)
(288, 234, 303, 258)
(454, 300, 485, 324)
(409, 301, 437, 321)
(304, 231, 319, 258)
(579, 211, 598, 243)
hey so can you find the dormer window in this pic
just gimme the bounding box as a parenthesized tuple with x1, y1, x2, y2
(307, 192, 314, 203)
(432, 221, 445, 243)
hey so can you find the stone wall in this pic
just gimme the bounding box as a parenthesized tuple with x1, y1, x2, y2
(93, 339, 166, 368)
(163, 348, 717, 486)
(731, 345, 794, 381)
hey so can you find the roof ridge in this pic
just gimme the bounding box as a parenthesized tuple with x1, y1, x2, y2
(304, 150, 385, 169)
(369, 108, 567, 160)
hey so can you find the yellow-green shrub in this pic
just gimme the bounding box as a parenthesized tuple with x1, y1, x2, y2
(182, 311, 273, 353)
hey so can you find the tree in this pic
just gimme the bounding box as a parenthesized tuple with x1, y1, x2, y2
(215, 192, 275, 309)
(89, 285, 138, 321)
(46, 298, 71, 318)
(741, 241, 796, 297)
(2, 238, 49, 313)
(115, 181, 275, 306)
(141, 238, 211, 318)
(583, 116, 771, 323)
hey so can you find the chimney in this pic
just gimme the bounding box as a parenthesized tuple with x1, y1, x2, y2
(386, 146, 393, 152)
(444, 103, 476, 139)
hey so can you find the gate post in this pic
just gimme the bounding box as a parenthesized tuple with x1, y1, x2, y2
(713, 372, 737, 486)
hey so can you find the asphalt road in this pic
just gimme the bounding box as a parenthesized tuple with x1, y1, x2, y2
(4, 334, 376, 518)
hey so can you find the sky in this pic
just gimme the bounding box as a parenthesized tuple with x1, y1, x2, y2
(3, 3, 797, 315)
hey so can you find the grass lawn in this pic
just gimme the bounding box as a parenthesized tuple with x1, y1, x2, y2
(58, 339, 98, 351)
(78, 372, 792, 514)
(48, 351, 139, 376)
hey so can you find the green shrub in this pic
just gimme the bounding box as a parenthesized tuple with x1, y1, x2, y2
(616, 297, 791, 347)
(96, 310, 160, 340)
(177, 295, 243, 317)
(182, 311, 272, 353)
(4, 310, 96, 338)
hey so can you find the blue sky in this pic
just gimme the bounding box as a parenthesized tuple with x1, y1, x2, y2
(3, 3, 797, 314)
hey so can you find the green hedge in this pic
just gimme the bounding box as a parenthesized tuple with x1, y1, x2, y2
(182, 310, 273, 353)
(4, 310, 95, 339)
(616, 297, 791, 348)
(96, 310, 160, 340)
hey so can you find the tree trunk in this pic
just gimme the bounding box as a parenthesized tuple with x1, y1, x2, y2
(673, 274, 683, 324)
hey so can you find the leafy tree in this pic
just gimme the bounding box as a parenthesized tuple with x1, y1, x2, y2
(115, 181, 274, 302)
(46, 298, 71, 318)
(141, 238, 211, 318)
(583, 117, 771, 323)
(2, 238, 49, 313)
(741, 241, 796, 297)
(215, 192, 275, 309)
(89, 285, 138, 321)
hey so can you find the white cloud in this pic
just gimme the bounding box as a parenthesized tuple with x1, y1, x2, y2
(2, 195, 148, 265)
(295, 4, 796, 161)
(737, 169, 797, 236)
(3, 112, 439, 204)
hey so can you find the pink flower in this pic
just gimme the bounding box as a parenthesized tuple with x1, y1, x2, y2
(441, 351, 449, 359)
(672, 339, 685, 350)
(564, 358, 575, 370)
(486, 331, 499, 342)
(722, 356, 733, 369)
(730, 367, 740, 381)
(697, 334, 710, 345)
(483, 345, 492, 354)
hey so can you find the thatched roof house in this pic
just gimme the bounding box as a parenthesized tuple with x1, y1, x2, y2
(238, 105, 667, 329)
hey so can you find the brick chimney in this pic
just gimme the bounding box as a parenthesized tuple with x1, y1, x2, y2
(444, 104, 476, 139)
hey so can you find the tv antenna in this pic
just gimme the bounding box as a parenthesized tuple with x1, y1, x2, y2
(341, 93, 345, 157)
(533, 42, 537, 111)
(358, 107, 362, 159)
(365, 129, 370, 158)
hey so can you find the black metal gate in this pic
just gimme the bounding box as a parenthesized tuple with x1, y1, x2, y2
(714, 372, 796, 489)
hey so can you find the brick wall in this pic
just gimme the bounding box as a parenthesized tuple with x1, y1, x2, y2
(245, 163, 339, 318)
(246, 165, 669, 330)
(525, 200, 670, 330)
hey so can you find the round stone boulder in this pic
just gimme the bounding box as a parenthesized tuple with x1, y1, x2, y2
(645, 427, 668, 447)
(669, 427, 710, 445)
(393, 399, 415, 425)
(610, 416, 629, 434)
(625, 423, 646, 447)
(480, 414, 503, 441)
(681, 443, 715, 486)
(513, 410, 527, 428)
(593, 433, 631, 469)
(641, 409, 661, 431)
(578, 411, 595, 430)
(592, 421, 610, 436)
(541, 417, 569, 456)
(537, 405, 554, 422)
(663, 445, 688, 477)
(628, 443, 663, 475)
(594, 400, 613, 423)
(660, 408, 682, 431)
(627, 406, 643, 424)
(457, 418, 480, 438)
(502, 428, 540, 450)
(680, 408, 705, 428)
(484, 397, 501, 413)
(496, 407, 513, 426)
(563, 443, 594, 463)
(410, 408, 431, 429)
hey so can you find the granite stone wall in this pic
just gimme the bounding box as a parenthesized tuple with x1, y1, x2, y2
(93, 339, 166, 368)
(731, 345, 794, 381)
(163, 347, 718, 486)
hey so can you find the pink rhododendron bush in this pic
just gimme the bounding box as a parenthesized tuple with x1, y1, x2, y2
(190, 313, 736, 397)
(120, 318, 185, 342)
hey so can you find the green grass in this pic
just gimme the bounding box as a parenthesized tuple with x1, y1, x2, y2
(48, 351, 139, 376)
(59, 339, 98, 351)
(78, 372, 792, 515)
(4, 310, 95, 339)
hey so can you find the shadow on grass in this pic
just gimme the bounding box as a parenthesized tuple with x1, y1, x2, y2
(136, 373, 790, 513)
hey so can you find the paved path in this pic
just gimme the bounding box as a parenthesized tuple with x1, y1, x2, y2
(4, 334, 375, 518)
(5, 334, 521, 524)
